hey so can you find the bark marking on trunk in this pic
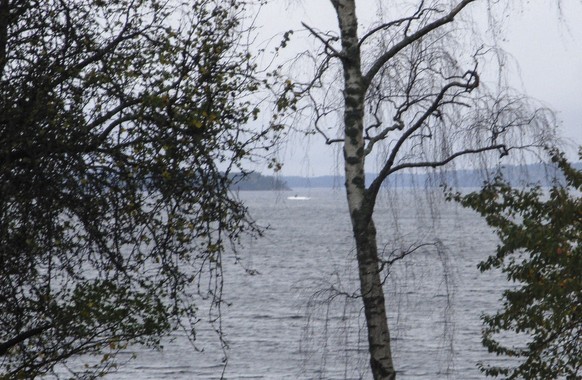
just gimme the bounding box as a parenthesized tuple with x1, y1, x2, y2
(332, 1, 396, 379)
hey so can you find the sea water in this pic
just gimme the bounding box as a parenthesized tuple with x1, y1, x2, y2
(55, 188, 512, 379)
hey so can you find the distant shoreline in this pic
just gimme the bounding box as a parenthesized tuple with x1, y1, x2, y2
(231, 162, 582, 191)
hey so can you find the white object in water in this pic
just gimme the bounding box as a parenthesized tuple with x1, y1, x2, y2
(287, 195, 311, 200)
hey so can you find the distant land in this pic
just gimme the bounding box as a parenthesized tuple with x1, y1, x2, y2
(230, 162, 582, 191)
(229, 172, 290, 191)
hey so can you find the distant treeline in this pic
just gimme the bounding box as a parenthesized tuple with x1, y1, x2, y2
(281, 163, 582, 188)
(232, 162, 582, 190)
(229, 172, 290, 191)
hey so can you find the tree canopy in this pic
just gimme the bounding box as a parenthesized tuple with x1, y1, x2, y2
(0, 0, 271, 378)
(450, 150, 581, 379)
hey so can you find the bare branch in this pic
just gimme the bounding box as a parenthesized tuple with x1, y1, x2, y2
(358, 0, 437, 47)
(301, 22, 342, 58)
(368, 70, 480, 197)
(310, 92, 344, 145)
(363, 120, 404, 156)
(294, 53, 333, 97)
(363, 0, 477, 87)
(387, 144, 508, 175)
(378, 241, 438, 274)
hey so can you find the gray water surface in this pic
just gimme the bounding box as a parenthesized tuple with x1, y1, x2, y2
(61, 188, 512, 379)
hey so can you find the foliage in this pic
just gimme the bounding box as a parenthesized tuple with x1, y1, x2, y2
(0, 0, 271, 378)
(450, 149, 581, 379)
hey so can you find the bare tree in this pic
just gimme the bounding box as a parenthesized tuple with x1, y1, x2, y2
(279, 1, 556, 378)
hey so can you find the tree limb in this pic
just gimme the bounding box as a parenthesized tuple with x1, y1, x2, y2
(358, 0, 435, 47)
(363, 0, 476, 87)
(302, 22, 342, 58)
(387, 144, 508, 175)
(368, 70, 479, 198)
(378, 241, 438, 275)
(0, 324, 53, 356)
(364, 120, 404, 155)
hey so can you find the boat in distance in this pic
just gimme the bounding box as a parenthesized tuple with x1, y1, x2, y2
(287, 195, 311, 200)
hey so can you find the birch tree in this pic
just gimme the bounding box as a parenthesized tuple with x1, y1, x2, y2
(283, 1, 556, 378)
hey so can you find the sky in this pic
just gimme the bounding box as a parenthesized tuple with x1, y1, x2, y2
(502, 2, 582, 155)
(251, 1, 582, 177)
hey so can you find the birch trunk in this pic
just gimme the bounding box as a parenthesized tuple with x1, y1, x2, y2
(331, 0, 396, 378)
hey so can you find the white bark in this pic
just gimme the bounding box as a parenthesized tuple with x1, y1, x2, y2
(332, 1, 396, 379)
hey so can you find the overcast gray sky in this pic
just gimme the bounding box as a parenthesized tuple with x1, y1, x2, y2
(503, 2, 582, 155)
(252, 1, 582, 177)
